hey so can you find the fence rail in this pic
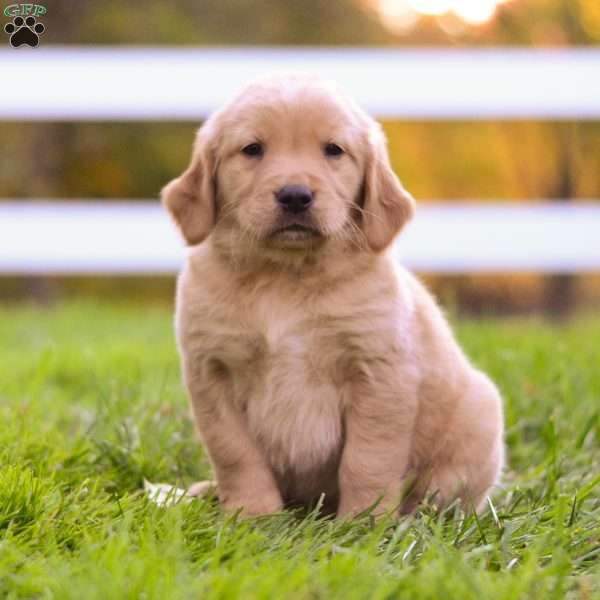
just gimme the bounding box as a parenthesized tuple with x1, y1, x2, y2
(0, 47, 598, 120)
(0, 202, 597, 275)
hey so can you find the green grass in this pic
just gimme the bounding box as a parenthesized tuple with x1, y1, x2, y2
(0, 301, 599, 599)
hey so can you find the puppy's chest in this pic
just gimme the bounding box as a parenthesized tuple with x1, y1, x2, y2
(212, 312, 352, 473)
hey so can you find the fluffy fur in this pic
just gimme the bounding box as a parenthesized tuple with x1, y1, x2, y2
(162, 75, 504, 518)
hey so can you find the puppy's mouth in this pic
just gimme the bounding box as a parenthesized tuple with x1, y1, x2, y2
(268, 222, 323, 245)
(274, 223, 320, 236)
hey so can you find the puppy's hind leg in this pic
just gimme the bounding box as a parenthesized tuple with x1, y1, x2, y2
(429, 372, 504, 512)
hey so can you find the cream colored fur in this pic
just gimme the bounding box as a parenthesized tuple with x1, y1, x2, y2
(162, 75, 504, 518)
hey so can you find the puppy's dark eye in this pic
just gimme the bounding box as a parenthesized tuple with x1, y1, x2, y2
(241, 142, 264, 157)
(324, 143, 344, 157)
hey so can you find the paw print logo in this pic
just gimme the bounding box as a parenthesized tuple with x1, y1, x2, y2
(4, 15, 45, 48)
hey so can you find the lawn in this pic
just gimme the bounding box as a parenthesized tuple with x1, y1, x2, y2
(0, 302, 599, 599)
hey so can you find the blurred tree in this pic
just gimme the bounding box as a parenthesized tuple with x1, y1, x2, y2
(43, 0, 390, 45)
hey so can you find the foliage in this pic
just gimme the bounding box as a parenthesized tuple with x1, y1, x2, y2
(33, 0, 600, 45)
(1, 120, 599, 202)
(0, 302, 599, 598)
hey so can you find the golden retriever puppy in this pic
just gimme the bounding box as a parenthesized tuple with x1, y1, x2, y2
(162, 74, 504, 518)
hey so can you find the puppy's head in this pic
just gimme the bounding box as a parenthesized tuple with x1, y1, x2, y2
(162, 75, 415, 257)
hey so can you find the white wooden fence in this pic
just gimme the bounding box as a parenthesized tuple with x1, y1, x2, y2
(0, 48, 598, 274)
(0, 202, 598, 274)
(1, 47, 598, 120)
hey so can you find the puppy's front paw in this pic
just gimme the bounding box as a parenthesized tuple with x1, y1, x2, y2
(337, 500, 387, 520)
(220, 490, 283, 517)
(337, 488, 401, 520)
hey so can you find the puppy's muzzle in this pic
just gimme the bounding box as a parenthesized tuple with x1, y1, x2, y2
(275, 184, 313, 214)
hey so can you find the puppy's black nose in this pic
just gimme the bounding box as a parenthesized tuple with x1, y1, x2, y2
(276, 184, 313, 214)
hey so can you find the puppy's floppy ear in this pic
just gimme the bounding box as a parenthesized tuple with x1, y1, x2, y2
(161, 123, 218, 246)
(360, 122, 415, 252)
